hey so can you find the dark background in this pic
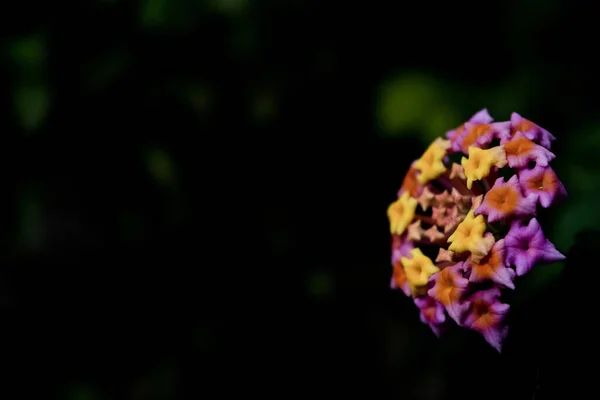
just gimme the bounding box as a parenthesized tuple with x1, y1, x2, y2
(1, 0, 598, 398)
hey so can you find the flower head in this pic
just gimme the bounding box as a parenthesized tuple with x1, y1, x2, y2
(387, 110, 566, 352)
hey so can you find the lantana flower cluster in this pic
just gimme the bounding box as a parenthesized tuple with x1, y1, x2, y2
(387, 110, 566, 352)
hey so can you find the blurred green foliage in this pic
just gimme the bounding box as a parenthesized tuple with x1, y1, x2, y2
(553, 120, 600, 250)
(66, 385, 99, 400)
(145, 148, 177, 188)
(307, 270, 334, 300)
(210, 0, 249, 15)
(14, 84, 49, 132)
(9, 34, 49, 132)
(17, 186, 44, 252)
(376, 72, 459, 143)
(84, 49, 129, 92)
(8, 34, 46, 70)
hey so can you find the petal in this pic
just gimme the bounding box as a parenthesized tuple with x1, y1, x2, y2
(471, 194, 484, 211)
(488, 121, 511, 142)
(435, 248, 454, 263)
(429, 324, 445, 337)
(537, 191, 553, 208)
(424, 226, 445, 242)
(528, 222, 547, 249)
(476, 175, 537, 222)
(470, 109, 494, 124)
(462, 121, 507, 151)
(504, 132, 556, 168)
(418, 187, 436, 211)
(407, 220, 423, 241)
(415, 296, 447, 326)
(506, 174, 522, 188)
(523, 217, 542, 238)
(469, 233, 495, 263)
(490, 302, 510, 315)
(511, 112, 556, 149)
(474, 200, 492, 216)
(450, 163, 467, 180)
(450, 262, 469, 287)
(390, 276, 411, 296)
(446, 301, 471, 325)
(462, 308, 477, 327)
(490, 267, 516, 289)
(435, 303, 447, 322)
(518, 165, 566, 208)
(529, 146, 556, 167)
(482, 325, 509, 352)
(538, 128, 556, 149)
(476, 286, 502, 303)
(518, 193, 539, 215)
(504, 222, 524, 248)
(514, 252, 538, 276)
(536, 239, 566, 263)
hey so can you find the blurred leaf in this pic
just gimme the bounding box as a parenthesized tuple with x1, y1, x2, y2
(139, 0, 169, 27)
(9, 34, 46, 70)
(566, 163, 599, 195)
(554, 201, 600, 251)
(119, 211, 146, 242)
(252, 89, 277, 123)
(209, 0, 248, 15)
(307, 271, 334, 300)
(179, 83, 212, 115)
(265, 207, 292, 256)
(145, 148, 176, 188)
(552, 121, 600, 250)
(14, 84, 49, 132)
(66, 384, 99, 400)
(487, 69, 540, 118)
(424, 105, 459, 140)
(508, 262, 565, 307)
(375, 72, 459, 144)
(85, 50, 129, 91)
(230, 20, 258, 59)
(138, 0, 198, 30)
(195, 326, 215, 352)
(154, 364, 177, 398)
(130, 364, 176, 400)
(17, 186, 44, 252)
